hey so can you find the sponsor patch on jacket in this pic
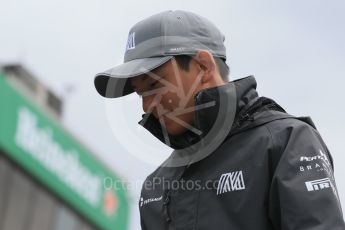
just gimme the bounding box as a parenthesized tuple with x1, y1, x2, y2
(304, 177, 339, 201)
(217, 170, 245, 195)
(305, 178, 332, 192)
(298, 149, 332, 175)
(140, 196, 162, 207)
(300, 149, 331, 166)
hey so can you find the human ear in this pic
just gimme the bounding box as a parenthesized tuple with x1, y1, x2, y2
(194, 50, 217, 83)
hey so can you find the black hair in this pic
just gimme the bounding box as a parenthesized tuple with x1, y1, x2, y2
(174, 55, 230, 82)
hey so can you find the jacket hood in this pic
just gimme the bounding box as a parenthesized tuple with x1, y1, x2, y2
(138, 76, 287, 151)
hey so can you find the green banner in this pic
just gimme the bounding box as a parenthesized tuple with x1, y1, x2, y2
(0, 74, 128, 230)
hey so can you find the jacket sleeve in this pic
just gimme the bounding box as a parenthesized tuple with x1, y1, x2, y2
(268, 119, 345, 230)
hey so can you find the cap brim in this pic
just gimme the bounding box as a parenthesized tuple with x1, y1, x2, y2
(94, 56, 173, 98)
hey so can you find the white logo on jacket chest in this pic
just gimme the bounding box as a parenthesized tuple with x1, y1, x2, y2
(217, 170, 246, 195)
(140, 196, 162, 207)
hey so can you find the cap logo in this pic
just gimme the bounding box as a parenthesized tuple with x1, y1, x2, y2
(170, 47, 186, 52)
(126, 32, 136, 52)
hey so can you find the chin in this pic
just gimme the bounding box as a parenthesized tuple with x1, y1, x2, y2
(165, 123, 188, 136)
(163, 114, 195, 136)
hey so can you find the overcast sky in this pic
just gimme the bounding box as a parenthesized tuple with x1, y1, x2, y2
(1, 0, 345, 229)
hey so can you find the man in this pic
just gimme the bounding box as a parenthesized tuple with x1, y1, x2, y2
(94, 10, 345, 230)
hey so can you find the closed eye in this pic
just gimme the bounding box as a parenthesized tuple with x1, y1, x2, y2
(150, 80, 159, 88)
(149, 75, 165, 88)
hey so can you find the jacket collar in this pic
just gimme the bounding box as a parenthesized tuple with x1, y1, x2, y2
(138, 75, 261, 149)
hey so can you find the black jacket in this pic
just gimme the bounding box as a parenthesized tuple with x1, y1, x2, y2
(138, 76, 345, 230)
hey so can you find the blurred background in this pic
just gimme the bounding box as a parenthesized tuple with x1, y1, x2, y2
(0, 0, 344, 229)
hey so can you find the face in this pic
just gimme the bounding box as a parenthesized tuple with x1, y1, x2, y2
(130, 58, 204, 135)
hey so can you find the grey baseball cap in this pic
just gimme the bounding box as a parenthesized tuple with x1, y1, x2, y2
(94, 10, 227, 98)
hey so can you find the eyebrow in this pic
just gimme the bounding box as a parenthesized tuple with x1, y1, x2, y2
(131, 72, 166, 89)
(131, 75, 148, 90)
